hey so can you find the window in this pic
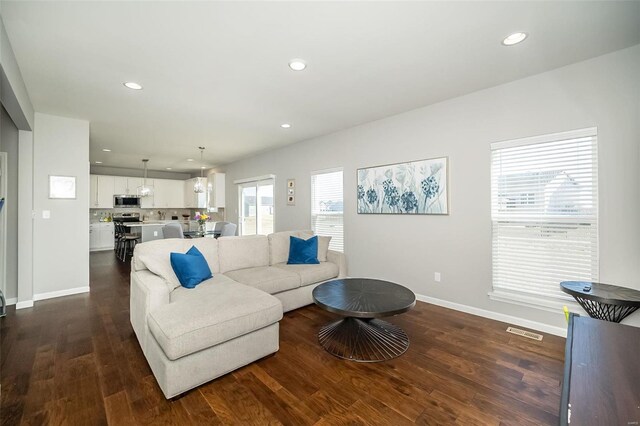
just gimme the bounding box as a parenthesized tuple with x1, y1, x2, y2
(490, 128, 598, 307)
(311, 169, 344, 252)
(237, 176, 274, 236)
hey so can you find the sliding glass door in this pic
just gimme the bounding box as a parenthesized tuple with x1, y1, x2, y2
(239, 178, 274, 236)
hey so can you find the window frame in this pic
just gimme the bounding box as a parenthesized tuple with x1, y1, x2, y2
(310, 167, 344, 253)
(488, 127, 599, 312)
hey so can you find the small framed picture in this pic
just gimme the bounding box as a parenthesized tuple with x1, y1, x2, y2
(49, 175, 77, 199)
(287, 195, 295, 206)
(287, 179, 295, 189)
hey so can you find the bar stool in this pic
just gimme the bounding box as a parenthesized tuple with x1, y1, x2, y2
(116, 222, 140, 261)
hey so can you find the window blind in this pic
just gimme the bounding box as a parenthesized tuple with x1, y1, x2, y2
(311, 170, 344, 252)
(490, 128, 598, 304)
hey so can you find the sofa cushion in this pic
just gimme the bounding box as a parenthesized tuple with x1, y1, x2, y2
(185, 238, 221, 274)
(218, 235, 269, 273)
(274, 262, 339, 286)
(224, 266, 301, 294)
(170, 274, 238, 303)
(287, 235, 320, 265)
(268, 230, 314, 265)
(134, 238, 220, 291)
(170, 246, 212, 289)
(148, 278, 282, 361)
(317, 236, 331, 262)
(135, 239, 190, 290)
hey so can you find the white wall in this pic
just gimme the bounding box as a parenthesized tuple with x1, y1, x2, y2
(224, 45, 640, 331)
(33, 113, 90, 298)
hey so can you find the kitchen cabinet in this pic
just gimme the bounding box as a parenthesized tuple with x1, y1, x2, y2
(90, 175, 115, 208)
(207, 172, 225, 209)
(184, 178, 207, 209)
(153, 179, 185, 208)
(114, 176, 144, 196)
(90, 223, 115, 251)
(90, 174, 189, 208)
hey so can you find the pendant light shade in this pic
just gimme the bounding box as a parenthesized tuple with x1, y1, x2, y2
(193, 147, 206, 193)
(138, 159, 152, 197)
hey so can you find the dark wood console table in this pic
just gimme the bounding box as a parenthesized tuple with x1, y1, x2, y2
(560, 314, 640, 425)
(560, 281, 640, 322)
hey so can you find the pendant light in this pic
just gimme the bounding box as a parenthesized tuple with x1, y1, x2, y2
(138, 159, 152, 197)
(193, 147, 206, 193)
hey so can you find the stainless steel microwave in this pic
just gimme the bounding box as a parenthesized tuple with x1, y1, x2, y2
(114, 195, 141, 208)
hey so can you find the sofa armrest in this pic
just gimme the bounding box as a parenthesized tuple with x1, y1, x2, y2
(130, 269, 171, 355)
(327, 250, 347, 278)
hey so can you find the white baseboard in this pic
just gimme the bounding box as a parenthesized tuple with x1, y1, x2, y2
(415, 294, 567, 337)
(33, 286, 90, 302)
(5, 297, 17, 306)
(16, 300, 34, 309)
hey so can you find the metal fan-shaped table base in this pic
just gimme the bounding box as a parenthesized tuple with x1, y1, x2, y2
(318, 317, 409, 362)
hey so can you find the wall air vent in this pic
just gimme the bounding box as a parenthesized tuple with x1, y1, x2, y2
(506, 326, 543, 341)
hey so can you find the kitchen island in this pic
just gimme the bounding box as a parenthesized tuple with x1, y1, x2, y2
(124, 222, 169, 243)
(124, 221, 217, 242)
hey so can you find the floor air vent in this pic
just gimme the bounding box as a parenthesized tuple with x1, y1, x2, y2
(506, 327, 543, 341)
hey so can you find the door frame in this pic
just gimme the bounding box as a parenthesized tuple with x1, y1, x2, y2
(236, 175, 275, 236)
(0, 153, 8, 298)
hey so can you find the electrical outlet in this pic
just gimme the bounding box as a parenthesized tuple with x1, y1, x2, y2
(154, 231, 158, 236)
(42, 210, 51, 219)
(434, 272, 441, 282)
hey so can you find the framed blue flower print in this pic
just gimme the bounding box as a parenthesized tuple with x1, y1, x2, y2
(357, 157, 448, 215)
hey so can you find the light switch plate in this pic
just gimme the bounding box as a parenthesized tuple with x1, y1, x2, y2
(42, 210, 51, 219)
(434, 272, 441, 282)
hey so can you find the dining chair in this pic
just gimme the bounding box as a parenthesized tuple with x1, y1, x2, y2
(220, 222, 237, 237)
(162, 223, 184, 239)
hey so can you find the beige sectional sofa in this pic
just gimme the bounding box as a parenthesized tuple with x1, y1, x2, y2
(129, 230, 346, 398)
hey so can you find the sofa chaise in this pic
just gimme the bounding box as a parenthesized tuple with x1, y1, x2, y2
(130, 230, 346, 398)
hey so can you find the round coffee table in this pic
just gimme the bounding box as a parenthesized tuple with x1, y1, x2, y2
(312, 278, 416, 362)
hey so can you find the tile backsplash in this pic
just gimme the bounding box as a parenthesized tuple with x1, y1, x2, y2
(90, 208, 225, 223)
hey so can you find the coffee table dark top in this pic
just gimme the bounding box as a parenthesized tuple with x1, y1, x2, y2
(560, 281, 640, 307)
(312, 278, 416, 318)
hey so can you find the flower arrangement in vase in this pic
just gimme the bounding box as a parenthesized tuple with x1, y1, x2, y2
(194, 212, 210, 233)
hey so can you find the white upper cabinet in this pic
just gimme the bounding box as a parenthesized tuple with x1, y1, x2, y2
(91, 174, 188, 209)
(90, 175, 115, 208)
(113, 176, 128, 195)
(184, 178, 207, 209)
(115, 176, 144, 195)
(207, 172, 225, 209)
(150, 179, 186, 208)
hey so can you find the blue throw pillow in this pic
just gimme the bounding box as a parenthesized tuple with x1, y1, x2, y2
(170, 246, 212, 289)
(287, 235, 320, 265)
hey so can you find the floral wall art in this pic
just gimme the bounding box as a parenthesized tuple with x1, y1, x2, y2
(357, 157, 448, 215)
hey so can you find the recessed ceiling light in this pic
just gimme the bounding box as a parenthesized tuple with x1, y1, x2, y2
(95, 161, 103, 164)
(280, 123, 291, 128)
(166, 167, 172, 170)
(502, 32, 528, 46)
(102, 148, 111, 152)
(288, 59, 307, 71)
(200, 166, 206, 169)
(186, 158, 194, 162)
(123, 81, 143, 90)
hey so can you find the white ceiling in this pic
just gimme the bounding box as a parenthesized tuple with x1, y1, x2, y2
(2, 1, 639, 172)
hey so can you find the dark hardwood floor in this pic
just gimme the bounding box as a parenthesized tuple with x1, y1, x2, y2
(1, 251, 566, 425)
